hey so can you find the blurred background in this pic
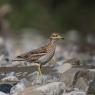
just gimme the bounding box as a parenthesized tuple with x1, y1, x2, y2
(0, 1, 95, 95)
(0, 0, 95, 65)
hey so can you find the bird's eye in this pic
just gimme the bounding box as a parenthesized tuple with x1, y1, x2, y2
(54, 35, 57, 37)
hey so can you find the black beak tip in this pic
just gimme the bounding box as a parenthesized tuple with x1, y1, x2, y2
(62, 37, 64, 40)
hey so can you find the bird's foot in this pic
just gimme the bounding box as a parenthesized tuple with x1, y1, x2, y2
(36, 71, 42, 80)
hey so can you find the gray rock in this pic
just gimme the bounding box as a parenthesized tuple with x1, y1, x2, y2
(33, 82, 65, 95)
(0, 91, 9, 95)
(59, 68, 88, 90)
(10, 78, 29, 95)
(28, 71, 58, 85)
(1, 72, 19, 82)
(63, 91, 86, 95)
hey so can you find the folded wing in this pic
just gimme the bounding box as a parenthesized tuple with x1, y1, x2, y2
(16, 46, 47, 62)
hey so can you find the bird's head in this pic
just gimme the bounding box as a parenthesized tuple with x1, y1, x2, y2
(50, 32, 64, 40)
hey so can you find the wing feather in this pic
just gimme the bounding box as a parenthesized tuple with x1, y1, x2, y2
(16, 46, 47, 62)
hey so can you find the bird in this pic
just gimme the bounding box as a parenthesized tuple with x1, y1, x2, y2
(12, 33, 64, 76)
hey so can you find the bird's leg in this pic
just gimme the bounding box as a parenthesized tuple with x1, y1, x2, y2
(37, 64, 42, 76)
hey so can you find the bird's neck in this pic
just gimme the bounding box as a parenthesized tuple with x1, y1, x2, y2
(46, 39, 57, 51)
(45, 39, 56, 53)
(48, 38, 57, 46)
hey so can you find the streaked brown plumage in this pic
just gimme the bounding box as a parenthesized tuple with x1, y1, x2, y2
(13, 33, 64, 76)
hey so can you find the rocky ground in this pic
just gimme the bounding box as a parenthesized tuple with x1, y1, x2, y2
(0, 32, 94, 95)
(0, 61, 94, 95)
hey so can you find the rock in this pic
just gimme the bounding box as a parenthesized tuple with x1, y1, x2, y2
(0, 91, 9, 95)
(28, 71, 58, 85)
(87, 79, 95, 95)
(33, 82, 65, 95)
(18, 87, 41, 95)
(0, 84, 12, 93)
(10, 78, 29, 95)
(1, 76, 19, 82)
(63, 91, 86, 95)
(0, 55, 9, 66)
(55, 63, 72, 73)
(1, 72, 19, 82)
(59, 68, 88, 90)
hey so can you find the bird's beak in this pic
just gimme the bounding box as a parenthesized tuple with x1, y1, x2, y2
(58, 35, 64, 40)
(61, 37, 64, 40)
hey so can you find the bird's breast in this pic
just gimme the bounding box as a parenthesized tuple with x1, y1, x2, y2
(38, 45, 55, 64)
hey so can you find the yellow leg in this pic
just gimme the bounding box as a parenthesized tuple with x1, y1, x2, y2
(37, 64, 42, 76)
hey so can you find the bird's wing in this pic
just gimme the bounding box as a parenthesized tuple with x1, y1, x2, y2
(27, 53, 46, 62)
(16, 46, 47, 62)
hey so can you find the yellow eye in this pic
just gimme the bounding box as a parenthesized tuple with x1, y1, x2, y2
(51, 33, 60, 38)
(54, 34, 58, 37)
